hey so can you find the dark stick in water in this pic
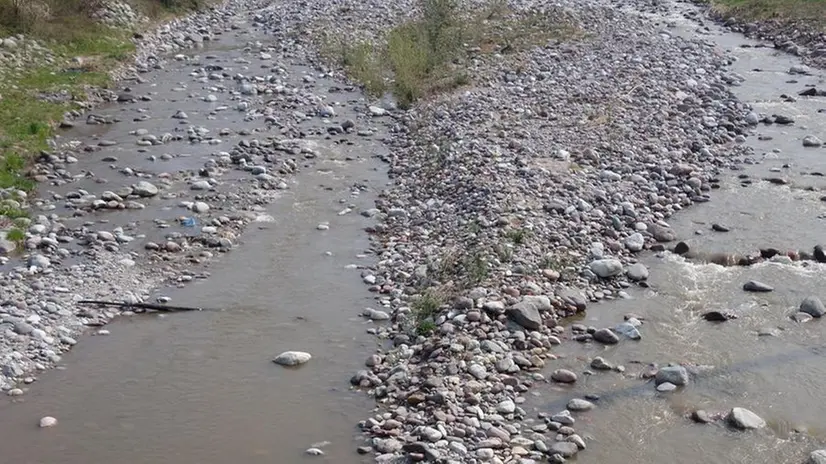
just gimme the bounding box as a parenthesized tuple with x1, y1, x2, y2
(77, 300, 206, 312)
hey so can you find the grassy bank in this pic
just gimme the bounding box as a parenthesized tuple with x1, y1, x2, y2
(703, 0, 826, 27)
(0, 0, 211, 209)
(323, 0, 580, 109)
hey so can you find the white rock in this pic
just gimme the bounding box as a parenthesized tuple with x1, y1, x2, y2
(273, 351, 312, 366)
(726, 407, 766, 430)
(39, 416, 57, 428)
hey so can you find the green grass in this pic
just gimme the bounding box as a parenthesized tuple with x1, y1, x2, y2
(704, 0, 826, 28)
(505, 228, 529, 245)
(5, 227, 25, 242)
(326, 0, 579, 108)
(410, 288, 445, 336)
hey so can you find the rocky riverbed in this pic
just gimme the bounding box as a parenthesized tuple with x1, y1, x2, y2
(1, 0, 826, 462)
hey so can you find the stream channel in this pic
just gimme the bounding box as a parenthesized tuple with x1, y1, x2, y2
(529, 2, 826, 464)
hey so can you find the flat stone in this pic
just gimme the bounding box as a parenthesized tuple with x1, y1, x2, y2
(743, 280, 773, 292)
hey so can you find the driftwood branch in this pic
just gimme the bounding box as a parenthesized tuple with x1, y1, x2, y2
(77, 300, 206, 312)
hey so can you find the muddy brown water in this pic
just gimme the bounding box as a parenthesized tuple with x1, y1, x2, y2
(528, 3, 826, 463)
(0, 14, 382, 464)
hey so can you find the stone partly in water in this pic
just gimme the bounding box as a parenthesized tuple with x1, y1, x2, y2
(590, 356, 613, 370)
(809, 450, 826, 464)
(800, 296, 826, 318)
(133, 180, 159, 197)
(743, 280, 773, 292)
(626, 262, 649, 281)
(39, 416, 57, 428)
(691, 409, 713, 424)
(614, 321, 642, 340)
(726, 407, 766, 430)
(656, 382, 677, 392)
(272, 351, 312, 366)
(551, 369, 577, 383)
(507, 296, 549, 330)
(589, 259, 623, 278)
(567, 398, 595, 411)
(702, 310, 737, 322)
(593, 328, 619, 344)
(803, 135, 823, 147)
(550, 441, 579, 458)
(655, 365, 688, 386)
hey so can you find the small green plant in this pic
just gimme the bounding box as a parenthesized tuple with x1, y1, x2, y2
(495, 244, 513, 263)
(412, 289, 443, 320)
(5, 227, 25, 243)
(463, 251, 488, 285)
(325, 0, 579, 108)
(539, 252, 578, 280)
(416, 319, 437, 336)
(466, 220, 482, 235)
(505, 228, 530, 245)
(408, 288, 447, 337)
(431, 247, 460, 282)
(338, 41, 387, 97)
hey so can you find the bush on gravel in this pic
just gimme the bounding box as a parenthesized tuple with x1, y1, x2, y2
(702, 0, 826, 28)
(326, 0, 579, 108)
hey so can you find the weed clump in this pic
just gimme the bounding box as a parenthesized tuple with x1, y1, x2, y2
(327, 0, 578, 108)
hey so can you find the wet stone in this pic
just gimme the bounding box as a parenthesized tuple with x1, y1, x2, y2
(743, 280, 773, 292)
(726, 407, 766, 430)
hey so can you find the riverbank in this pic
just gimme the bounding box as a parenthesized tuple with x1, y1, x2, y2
(0, 0, 220, 224)
(695, 0, 826, 69)
(0, 0, 276, 391)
